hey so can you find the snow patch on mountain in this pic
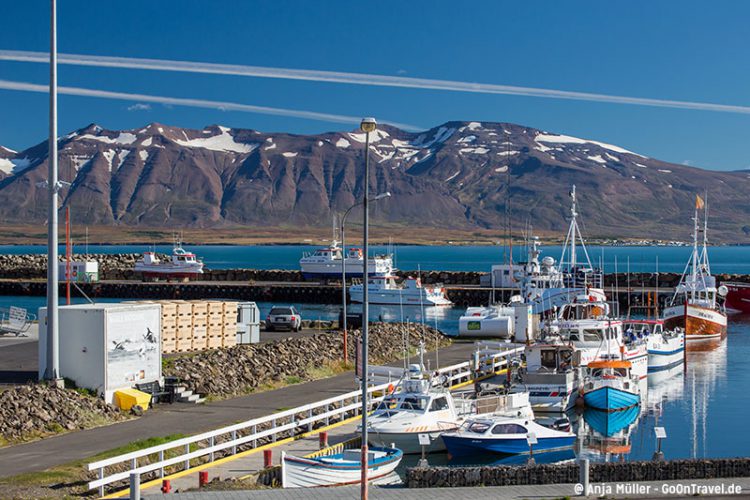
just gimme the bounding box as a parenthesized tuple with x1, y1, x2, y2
(282, 152, 298, 158)
(348, 129, 389, 143)
(116, 150, 131, 170)
(457, 135, 476, 144)
(460, 147, 489, 155)
(264, 143, 277, 151)
(586, 155, 607, 164)
(445, 171, 460, 182)
(141, 137, 153, 147)
(174, 129, 255, 153)
(70, 155, 92, 172)
(0, 146, 16, 154)
(79, 132, 138, 145)
(102, 150, 116, 171)
(335, 138, 351, 148)
(495, 166, 509, 173)
(139, 150, 149, 162)
(535, 132, 645, 157)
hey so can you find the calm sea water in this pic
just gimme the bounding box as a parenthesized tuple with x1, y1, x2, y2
(5, 292, 749, 462)
(3, 244, 750, 274)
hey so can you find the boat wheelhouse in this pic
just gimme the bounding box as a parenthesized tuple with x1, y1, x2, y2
(299, 241, 393, 279)
(349, 274, 452, 306)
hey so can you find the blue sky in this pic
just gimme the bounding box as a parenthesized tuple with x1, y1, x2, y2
(1, 0, 748, 170)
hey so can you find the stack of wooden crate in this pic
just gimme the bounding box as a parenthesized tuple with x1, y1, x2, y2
(206, 301, 225, 348)
(125, 299, 239, 354)
(174, 301, 196, 352)
(189, 300, 209, 350)
(160, 302, 178, 353)
(223, 302, 238, 348)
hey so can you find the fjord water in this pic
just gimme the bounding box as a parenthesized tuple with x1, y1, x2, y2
(3, 244, 750, 273)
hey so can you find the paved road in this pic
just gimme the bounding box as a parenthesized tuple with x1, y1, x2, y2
(0, 341, 476, 478)
(0, 324, 37, 384)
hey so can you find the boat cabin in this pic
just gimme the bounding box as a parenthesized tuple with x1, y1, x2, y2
(460, 418, 530, 436)
(526, 344, 579, 373)
(172, 247, 199, 264)
(374, 389, 453, 416)
(622, 320, 662, 342)
(585, 360, 632, 379)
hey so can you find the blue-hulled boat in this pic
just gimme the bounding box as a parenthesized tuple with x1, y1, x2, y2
(583, 405, 640, 437)
(580, 360, 640, 412)
(441, 416, 576, 457)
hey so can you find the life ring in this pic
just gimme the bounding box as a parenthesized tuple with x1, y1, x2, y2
(387, 383, 395, 394)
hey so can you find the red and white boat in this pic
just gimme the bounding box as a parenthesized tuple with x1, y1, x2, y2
(723, 282, 750, 314)
(662, 196, 727, 347)
(134, 243, 204, 282)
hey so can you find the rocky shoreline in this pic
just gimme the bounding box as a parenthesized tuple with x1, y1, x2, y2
(0, 384, 127, 444)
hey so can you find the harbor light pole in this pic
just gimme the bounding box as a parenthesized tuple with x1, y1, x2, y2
(341, 192, 390, 366)
(45, 0, 62, 386)
(359, 116, 377, 499)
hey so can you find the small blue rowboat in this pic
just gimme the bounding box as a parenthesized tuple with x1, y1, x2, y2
(580, 360, 641, 412)
(441, 416, 576, 457)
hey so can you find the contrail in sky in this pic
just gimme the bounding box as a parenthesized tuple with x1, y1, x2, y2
(2, 49, 750, 115)
(0, 79, 419, 130)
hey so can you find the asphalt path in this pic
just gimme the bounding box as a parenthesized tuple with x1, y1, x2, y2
(0, 339, 476, 478)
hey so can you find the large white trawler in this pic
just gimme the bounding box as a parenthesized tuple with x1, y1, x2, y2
(349, 273, 452, 306)
(662, 195, 727, 348)
(134, 241, 204, 282)
(457, 186, 605, 337)
(299, 241, 393, 280)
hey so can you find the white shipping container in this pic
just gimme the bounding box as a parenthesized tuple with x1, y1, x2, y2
(38, 303, 161, 403)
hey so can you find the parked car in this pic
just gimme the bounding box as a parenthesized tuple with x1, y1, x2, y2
(266, 306, 302, 332)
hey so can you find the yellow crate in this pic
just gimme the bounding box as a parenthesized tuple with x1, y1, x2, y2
(176, 339, 193, 352)
(193, 325, 208, 338)
(222, 334, 237, 348)
(207, 301, 224, 314)
(208, 325, 223, 337)
(176, 325, 193, 341)
(192, 337, 208, 350)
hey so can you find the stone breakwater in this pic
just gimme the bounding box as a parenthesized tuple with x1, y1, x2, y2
(8, 252, 749, 287)
(164, 322, 450, 399)
(0, 384, 126, 443)
(406, 458, 750, 488)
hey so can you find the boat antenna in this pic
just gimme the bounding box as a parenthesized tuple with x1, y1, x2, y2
(434, 311, 439, 371)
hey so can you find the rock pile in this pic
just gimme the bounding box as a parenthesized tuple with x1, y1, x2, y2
(0, 384, 125, 443)
(164, 322, 450, 398)
(0, 253, 151, 279)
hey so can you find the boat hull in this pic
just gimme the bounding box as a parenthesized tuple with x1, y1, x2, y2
(647, 337, 685, 373)
(281, 449, 401, 488)
(663, 303, 727, 346)
(724, 282, 750, 314)
(349, 290, 452, 306)
(369, 429, 450, 454)
(442, 434, 575, 457)
(582, 386, 640, 412)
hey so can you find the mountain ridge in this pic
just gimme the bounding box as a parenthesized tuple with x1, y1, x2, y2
(2, 120, 749, 243)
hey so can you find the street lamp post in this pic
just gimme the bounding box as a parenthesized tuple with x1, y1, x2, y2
(359, 116, 377, 500)
(341, 192, 390, 366)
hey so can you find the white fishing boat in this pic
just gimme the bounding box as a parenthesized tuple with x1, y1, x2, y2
(349, 274, 452, 306)
(366, 363, 532, 454)
(457, 186, 605, 337)
(623, 320, 685, 374)
(662, 195, 727, 348)
(281, 447, 402, 488)
(509, 343, 582, 413)
(299, 241, 393, 279)
(134, 242, 204, 282)
(550, 296, 649, 380)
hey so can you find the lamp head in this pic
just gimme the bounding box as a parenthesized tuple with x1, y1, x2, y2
(360, 117, 377, 133)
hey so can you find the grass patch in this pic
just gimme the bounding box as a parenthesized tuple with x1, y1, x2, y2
(284, 375, 303, 385)
(0, 434, 187, 498)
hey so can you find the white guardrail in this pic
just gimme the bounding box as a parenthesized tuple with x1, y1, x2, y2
(87, 343, 524, 496)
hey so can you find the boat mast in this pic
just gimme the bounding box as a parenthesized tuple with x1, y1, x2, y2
(570, 185, 577, 270)
(690, 197, 699, 303)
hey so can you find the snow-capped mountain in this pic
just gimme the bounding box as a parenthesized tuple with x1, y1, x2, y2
(1, 121, 749, 241)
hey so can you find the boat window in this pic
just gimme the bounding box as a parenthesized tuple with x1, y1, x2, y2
(399, 397, 428, 411)
(376, 398, 398, 411)
(540, 350, 557, 369)
(614, 368, 628, 377)
(466, 422, 491, 434)
(491, 423, 527, 435)
(429, 397, 449, 412)
(582, 329, 602, 342)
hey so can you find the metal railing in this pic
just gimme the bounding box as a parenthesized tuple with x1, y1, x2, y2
(87, 343, 524, 496)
